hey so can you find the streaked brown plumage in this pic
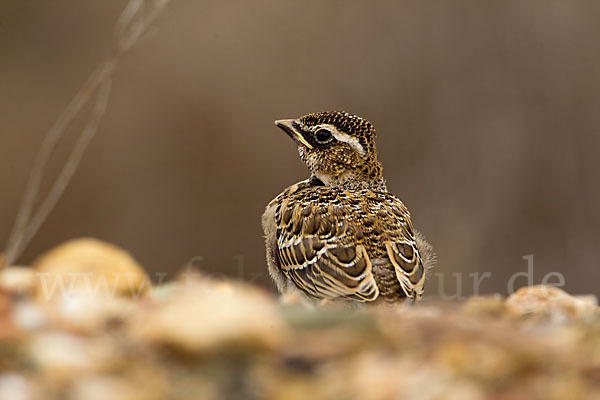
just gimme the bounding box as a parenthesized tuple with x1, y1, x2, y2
(262, 111, 434, 303)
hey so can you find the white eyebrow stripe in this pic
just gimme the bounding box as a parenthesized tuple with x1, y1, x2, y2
(310, 124, 366, 156)
(331, 131, 365, 156)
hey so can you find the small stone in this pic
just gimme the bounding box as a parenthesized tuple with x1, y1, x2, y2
(33, 238, 149, 301)
(0, 374, 37, 400)
(0, 267, 37, 296)
(49, 293, 138, 333)
(506, 285, 598, 321)
(13, 300, 47, 331)
(132, 277, 285, 353)
(28, 332, 118, 382)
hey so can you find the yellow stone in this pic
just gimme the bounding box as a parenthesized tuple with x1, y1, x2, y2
(0, 267, 37, 295)
(133, 277, 285, 353)
(506, 285, 598, 320)
(33, 238, 148, 301)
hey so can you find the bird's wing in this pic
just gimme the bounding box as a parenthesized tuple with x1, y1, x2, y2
(370, 191, 427, 299)
(274, 192, 379, 302)
(384, 240, 426, 299)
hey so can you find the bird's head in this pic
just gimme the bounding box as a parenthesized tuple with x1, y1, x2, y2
(274, 111, 385, 190)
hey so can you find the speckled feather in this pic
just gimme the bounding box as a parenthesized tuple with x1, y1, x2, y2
(263, 111, 433, 303)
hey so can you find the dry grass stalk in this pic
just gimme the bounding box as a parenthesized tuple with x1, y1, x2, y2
(3, 0, 170, 267)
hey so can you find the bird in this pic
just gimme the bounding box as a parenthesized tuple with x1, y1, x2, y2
(262, 111, 434, 303)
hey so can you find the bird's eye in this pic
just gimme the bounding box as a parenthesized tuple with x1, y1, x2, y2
(315, 129, 333, 143)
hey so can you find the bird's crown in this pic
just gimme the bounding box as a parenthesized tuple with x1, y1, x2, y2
(298, 111, 376, 154)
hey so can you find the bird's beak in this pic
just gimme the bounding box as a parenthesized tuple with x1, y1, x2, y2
(274, 119, 314, 149)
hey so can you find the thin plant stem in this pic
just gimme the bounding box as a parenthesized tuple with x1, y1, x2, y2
(3, 0, 170, 267)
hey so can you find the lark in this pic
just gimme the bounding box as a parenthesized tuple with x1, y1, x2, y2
(262, 111, 434, 303)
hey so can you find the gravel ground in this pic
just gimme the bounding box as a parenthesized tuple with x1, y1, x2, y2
(0, 238, 598, 400)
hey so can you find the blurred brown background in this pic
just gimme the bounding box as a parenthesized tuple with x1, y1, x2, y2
(1, 1, 598, 297)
